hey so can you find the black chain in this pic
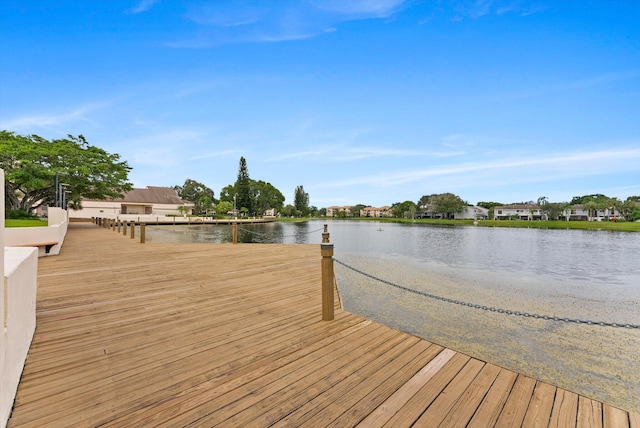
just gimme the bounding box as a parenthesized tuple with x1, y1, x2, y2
(237, 226, 324, 239)
(334, 259, 640, 329)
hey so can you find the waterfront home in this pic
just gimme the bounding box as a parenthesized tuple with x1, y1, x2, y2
(566, 204, 622, 221)
(360, 206, 392, 218)
(326, 205, 354, 217)
(70, 186, 194, 220)
(494, 203, 546, 220)
(417, 205, 488, 220)
(453, 205, 489, 220)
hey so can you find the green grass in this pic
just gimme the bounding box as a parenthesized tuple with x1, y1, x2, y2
(277, 217, 311, 223)
(5, 219, 49, 228)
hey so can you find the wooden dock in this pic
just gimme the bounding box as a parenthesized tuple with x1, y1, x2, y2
(8, 224, 640, 427)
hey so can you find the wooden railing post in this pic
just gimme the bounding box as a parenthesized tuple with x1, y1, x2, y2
(130, 222, 135, 239)
(321, 225, 334, 321)
(232, 222, 238, 244)
(112, 219, 116, 231)
(322, 224, 330, 243)
(140, 223, 146, 243)
(117, 220, 121, 233)
(122, 221, 127, 236)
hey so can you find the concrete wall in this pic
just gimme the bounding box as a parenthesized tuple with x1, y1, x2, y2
(1, 248, 37, 428)
(2, 169, 39, 427)
(4, 208, 68, 257)
(71, 200, 186, 219)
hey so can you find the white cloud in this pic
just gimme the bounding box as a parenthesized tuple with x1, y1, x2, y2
(171, 0, 407, 47)
(0, 103, 108, 132)
(191, 150, 243, 160)
(319, 147, 640, 189)
(310, 0, 406, 18)
(127, 0, 159, 14)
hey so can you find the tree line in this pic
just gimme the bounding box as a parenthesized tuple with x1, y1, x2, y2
(2, 131, 638, 221)
(1, 132, 310, 218)
(174, 157, 313, 218)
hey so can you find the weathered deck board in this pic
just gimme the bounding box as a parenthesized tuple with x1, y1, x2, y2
(7, 223, 639, 427)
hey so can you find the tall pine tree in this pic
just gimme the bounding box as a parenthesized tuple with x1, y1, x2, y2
(294, 185, 309, 216)
(235, 157, 253, 214)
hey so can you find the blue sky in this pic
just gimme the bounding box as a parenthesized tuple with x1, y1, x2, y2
(1, 1, 639, 208)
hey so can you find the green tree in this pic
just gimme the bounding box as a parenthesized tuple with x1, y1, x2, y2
(281, 204, 295, 217)
(430, 193, 466, 219)
(546, 202, 569, 220)
(621, 198, 640, 221)
(218, 184, 235, 203)
(351, 204, 366, 217)
(476, 201, 503, 220)
(476, 201, 503, 210)
(392, 200, 417, 218)
(1, 131, 132, 213)
(294, 185, 309, 216)
(253, 180, 285, 215)
(417, 195, 431, 209)
(235, 157, 253, 214)
(215, 200, 233, 218)
(570, 194, 610, 205)
(174, 179, 216, 214)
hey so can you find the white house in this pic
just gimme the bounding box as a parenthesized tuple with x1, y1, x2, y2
(566, 205, 622, 221)
(71, 186, 194, 220)
(494, 204, 545, 220)
(453, 206, 489, 220)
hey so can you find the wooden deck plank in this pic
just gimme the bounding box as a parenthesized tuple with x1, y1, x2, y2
(7, 223, 640, 427)
(494, 374, 537, 427)
(271, 340, 437, 427)
(604, 403, 631, 428)
(357, 348, 456, 427)
(467, 369, 519, 427)
(521, 381, 557, 427)
(437, 363, 502, 427)
(577, 395, 603, 428)
(383, 353, 472, 427)
(413, 358, 486, 426)
(323, 344, 446, 428)
(549, 389, 579, 428)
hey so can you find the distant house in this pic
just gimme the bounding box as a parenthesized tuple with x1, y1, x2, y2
(494, 203, 545, 220)
(566, 205, 621, 221)
(453, 206, 489, 220)
(326, 206, 354, 217)
(71, 186, 194, 219)
(360, 206, 392, 218)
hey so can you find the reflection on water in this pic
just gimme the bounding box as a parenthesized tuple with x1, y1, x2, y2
(146, 221, 323, 244)
(145, 219, 640, 411)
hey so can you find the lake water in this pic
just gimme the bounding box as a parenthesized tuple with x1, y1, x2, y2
(145, 220, 640, 412)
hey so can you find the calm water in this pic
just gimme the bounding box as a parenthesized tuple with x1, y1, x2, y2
(146, 219, 639, 287)
(146, 219, 640, 411)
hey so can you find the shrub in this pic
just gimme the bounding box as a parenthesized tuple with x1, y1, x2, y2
(5, 209, 37, 219)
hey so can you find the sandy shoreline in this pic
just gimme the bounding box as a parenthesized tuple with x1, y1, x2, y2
(335, 254, 640, 413)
